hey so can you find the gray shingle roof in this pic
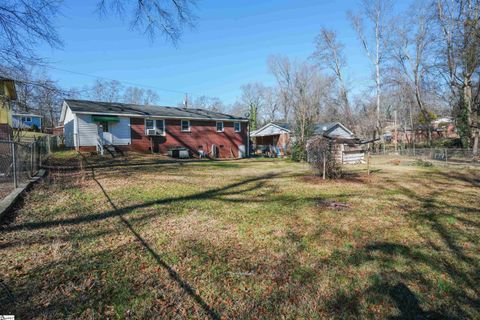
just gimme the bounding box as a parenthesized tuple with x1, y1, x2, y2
(271, 122, 291, 131)
(314, 122, 338, 135)
(64, 99, 248, 121)
(314, 122, 354, 138)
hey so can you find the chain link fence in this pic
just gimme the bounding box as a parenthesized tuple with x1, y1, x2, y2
(371, 147, 477, 164)
(0, 135, 61, 200)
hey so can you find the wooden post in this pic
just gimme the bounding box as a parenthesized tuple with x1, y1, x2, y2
(322, 150, 326, 180)
(11, 142, 17, 189)
(31, 142, 34, 176)
(47, 135, 51, 155)
(367, 151, 371, 176)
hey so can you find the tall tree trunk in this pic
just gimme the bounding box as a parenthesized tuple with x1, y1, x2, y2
(463, 76, 474, 152)
(375, 11, 382, 147)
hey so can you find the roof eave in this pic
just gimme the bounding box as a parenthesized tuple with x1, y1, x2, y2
(71, 110, 249, 122)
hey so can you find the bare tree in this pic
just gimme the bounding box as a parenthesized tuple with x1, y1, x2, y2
(97, 0, 196, 43)
(240, 83, 267, 131)
(269, 56, 332, 160)
(312, 28, 354, 127)
(143, 89, 160, 105)
(349, 0, 393, 140)
(268, 56, 294, 122)
(262, 87, 281, 122)
(436, 0, 480, 154)
(90, 79, 123, 102)
(0, 0, 63, 69)
(390, 2, 437, 145)
(0, 0, 197, 69)
(191, 95, 225, 112)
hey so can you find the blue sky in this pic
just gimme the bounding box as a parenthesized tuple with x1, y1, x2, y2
(38, 0, 411, 106)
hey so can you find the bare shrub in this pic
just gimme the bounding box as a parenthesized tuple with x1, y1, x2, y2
(307, 137, 342, 178)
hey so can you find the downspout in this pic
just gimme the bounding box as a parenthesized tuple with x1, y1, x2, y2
(74, 114, 79, 150)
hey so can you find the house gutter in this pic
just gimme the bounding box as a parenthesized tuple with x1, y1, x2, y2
(72, 111, 249, 122)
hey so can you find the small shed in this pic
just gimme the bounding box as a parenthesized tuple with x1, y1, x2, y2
(250, 122, 291, 156)
(308, 122, 364, 164)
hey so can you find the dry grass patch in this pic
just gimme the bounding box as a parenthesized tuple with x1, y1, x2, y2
(0, 154, 479, 319)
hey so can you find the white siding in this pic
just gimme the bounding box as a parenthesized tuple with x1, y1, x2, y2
(75, 114, 131, 147)
(110, 117, 131, 145)
(63, 107, 76, 147)
(77, 114, 99, 147)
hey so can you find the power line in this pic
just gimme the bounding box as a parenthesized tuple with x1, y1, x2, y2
(46, 65, 202, 97)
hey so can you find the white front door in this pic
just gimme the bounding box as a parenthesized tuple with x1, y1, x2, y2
(98, 122, 113, 145)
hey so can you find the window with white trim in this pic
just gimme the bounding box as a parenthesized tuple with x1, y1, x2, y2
(156, 119, 165, 135)
(145, 119, 154, 130)
(234, 122, 241, 132)
(216, 121, 224, 132)
(145, 119, 165, 135)
(181, 120, 190, 132)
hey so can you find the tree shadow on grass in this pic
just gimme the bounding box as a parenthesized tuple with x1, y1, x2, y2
(2, 155, 289, 319)
(340, 169, 480, 318)
(1, 171, 280, 233)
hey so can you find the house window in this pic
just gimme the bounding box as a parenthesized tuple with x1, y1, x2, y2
(21, 117, 26, 122)
(181, 120, 190, 132)
(145, 119, 165, 135)
(234, 122, 241, 132)
(156, 120, 165, 135)
(216, 121, 224, 132)
(26, 117, 32, 122)
(145, 119, 154, 130)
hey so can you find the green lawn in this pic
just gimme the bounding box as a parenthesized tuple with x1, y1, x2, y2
(0, 155, 479, 319)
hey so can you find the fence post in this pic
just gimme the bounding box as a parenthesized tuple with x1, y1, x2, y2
(31, 142, 34, 176)
(445, 148, 448, 165)
(38, 140, 42, 169)
(367, 151, 371, 176)
(322, 150, 326, 180)
(11, 142, 17, 189)
(47, 135, 51, 155)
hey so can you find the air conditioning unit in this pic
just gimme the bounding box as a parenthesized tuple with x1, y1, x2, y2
(146, 129, 158, 136)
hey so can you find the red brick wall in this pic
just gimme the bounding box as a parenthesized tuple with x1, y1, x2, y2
(130, 118, 248, 158)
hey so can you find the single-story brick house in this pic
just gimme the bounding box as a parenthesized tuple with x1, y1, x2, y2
(60, 99, 249, 158)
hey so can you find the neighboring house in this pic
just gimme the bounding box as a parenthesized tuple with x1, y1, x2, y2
(12, 113, 42, 130)
(0, 78, 17, 140)
(250, 122, 291, 156)
(251, 121, 357, 158)
(60, 99, 249, 158)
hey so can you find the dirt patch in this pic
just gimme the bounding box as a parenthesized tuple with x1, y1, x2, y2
(390, 159, 401, 166)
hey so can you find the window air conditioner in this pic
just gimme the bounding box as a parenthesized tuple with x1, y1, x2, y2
(146, 129, 158, 136)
